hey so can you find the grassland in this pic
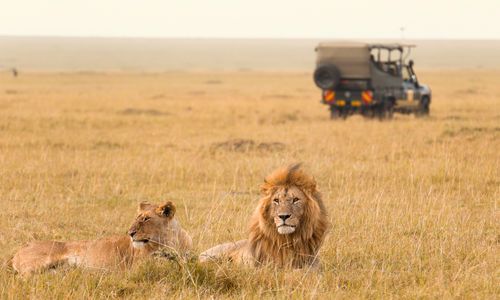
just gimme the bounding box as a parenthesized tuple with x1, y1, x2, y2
(0, 70, 498, 299)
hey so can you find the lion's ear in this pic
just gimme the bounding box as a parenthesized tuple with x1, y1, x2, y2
(138, 201, 154, 213)
(156, 201, 176, 218)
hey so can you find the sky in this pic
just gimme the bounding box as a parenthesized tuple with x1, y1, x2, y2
(0, 0, 499, 39)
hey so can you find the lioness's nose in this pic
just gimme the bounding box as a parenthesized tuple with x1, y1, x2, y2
(128, 229, 137, 237)
(279, 214, 291, 221)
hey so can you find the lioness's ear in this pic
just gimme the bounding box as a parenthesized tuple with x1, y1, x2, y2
(138, 201, 154, 213)
(156, 201, 176, 218)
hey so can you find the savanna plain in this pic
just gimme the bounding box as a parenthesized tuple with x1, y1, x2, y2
(0, 69, 498, 299)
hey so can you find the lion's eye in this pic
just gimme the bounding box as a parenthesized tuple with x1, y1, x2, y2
(144, 217, 151, 222)
(292, 197, 300, 203)
(273, 198, 279, 204)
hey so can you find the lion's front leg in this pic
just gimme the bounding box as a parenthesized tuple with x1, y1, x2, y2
(199, 239, 249, 263)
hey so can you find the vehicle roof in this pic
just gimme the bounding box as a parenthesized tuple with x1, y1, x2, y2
(315, 42, 371, 78)
(316, 42, 416, 51)
(316, 42, 368, 49)
(369, 43, 416, 50)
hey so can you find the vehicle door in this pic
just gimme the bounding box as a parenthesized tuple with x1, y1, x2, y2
(400, 65, 419, 108)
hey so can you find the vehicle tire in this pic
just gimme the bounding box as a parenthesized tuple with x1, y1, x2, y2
(362, 109, 375, 119)
(314, 64, 341, 90)
(385, 101, 394, 119)
(416, 96, 430, 117)
(375, 105, 385, 120)
(330, 107, 341, 120)
(376, 100, 394, 120)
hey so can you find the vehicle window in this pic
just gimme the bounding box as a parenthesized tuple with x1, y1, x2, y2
(371, 49, 385, 62)
(402, 67, 411, 81)
(370, 48, 401, 76)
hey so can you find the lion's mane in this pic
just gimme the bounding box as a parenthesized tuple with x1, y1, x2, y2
(247, 163, 329, 267)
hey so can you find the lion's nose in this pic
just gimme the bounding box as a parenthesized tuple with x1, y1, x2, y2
(278, 214, 291, 221)
(128, 229, 137, 237)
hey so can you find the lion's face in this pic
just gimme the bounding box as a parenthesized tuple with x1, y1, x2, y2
(127, 202, 176, 249)
(269, 186, 307, 235)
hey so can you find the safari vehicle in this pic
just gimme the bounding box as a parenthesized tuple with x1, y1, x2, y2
(313, 42, 431, 119)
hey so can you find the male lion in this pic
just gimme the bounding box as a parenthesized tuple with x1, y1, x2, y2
(12, 201, 192, 275)
(200, 164, 329, 268)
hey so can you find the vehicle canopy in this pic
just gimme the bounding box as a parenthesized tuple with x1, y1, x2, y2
(315, 42, 371, 79)
(315, 42, 416, 79)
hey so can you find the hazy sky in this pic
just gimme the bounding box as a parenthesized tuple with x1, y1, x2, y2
(1, 0, 499, 39)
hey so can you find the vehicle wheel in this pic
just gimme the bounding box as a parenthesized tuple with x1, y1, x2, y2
(416, 96, 430, 117)
(362, 108, 376, 119)
(385, 102, 394, 119)
(341, 109, 349, 119)
(376, 101, 393, 120)
(362, 110, 372, 119)
(330, 107, 341, 120)
(314, 64, 341, 90)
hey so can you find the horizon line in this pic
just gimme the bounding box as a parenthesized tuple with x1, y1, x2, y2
(1, 34, 499, 41)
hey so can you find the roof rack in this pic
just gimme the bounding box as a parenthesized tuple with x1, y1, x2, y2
(315, 42, 417, 52)
(368, 44, 416, 51)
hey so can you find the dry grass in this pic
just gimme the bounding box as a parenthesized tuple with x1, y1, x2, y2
(0, 70, 498, 299)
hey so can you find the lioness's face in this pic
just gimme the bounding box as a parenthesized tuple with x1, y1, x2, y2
(128, 202, 176, 249)
(269, 186, 306, 235)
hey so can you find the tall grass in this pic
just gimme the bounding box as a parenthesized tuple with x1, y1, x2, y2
(0, 70, 498, 298)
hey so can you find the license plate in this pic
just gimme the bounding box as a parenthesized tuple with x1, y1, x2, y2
(351, 100, 361, 107)
(336, 100, 346, 106)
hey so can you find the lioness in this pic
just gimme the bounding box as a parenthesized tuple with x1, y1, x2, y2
(200, 164, 329, 268)
(12, 201, 192, 275)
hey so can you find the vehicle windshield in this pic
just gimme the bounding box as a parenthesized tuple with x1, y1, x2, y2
(370, 48, 402, 76)
(403, 64, 419, 84)
(402, 66, 411, 81)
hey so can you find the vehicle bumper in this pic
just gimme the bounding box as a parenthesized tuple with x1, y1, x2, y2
(322, 99, 378, 108)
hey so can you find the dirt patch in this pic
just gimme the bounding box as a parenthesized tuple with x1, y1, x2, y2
(205, 80, 222, 85)
(92, 141, 126, 149)
(150, 94, 166, 100)
(4, 89, 18, 95)
(262, 94, 293, 100)
(188, 90, 206, 96)
(118, 108, 170, 116)
(442, 115, 465, 121)
(258, 111, 300, 125)
(453, 87, 482, 95)
(460, 127, 500, 133)
(441, 126, 500, 138)
(210, 139, 286, 154)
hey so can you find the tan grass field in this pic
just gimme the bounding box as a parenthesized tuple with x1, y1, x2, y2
(0, 70, 498, 298)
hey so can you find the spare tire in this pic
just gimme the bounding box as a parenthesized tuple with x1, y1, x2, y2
(314, 64, 341, 89)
